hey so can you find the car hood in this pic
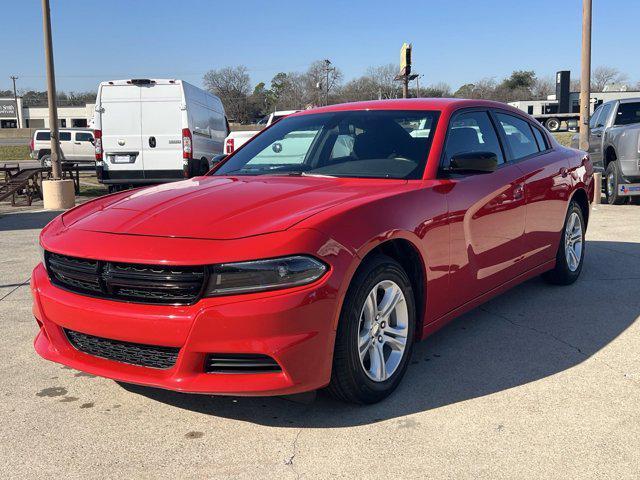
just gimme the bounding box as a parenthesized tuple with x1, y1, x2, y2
(63, 176, 408, 240)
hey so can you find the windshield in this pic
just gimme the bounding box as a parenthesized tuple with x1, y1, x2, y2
(213, 110, 439, 179)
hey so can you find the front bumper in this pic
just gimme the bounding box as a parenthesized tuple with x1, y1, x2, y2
(31, 260, 340, 396)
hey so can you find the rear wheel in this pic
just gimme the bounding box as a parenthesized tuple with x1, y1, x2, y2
(327, 255, 416, 404)
(40, 154, 52, 168)
(542, 201, 585, 285)
(605, 161, 626, 205)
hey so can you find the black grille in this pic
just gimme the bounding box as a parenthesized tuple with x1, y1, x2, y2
(205, 354, 281, 374)
(65, 329, 179, 369)
(45, 252, 206, 305)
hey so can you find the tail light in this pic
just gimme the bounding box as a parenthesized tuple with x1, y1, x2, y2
(94, 129, 103, 161)
(225, 138, 234, 154)
(29, 137, 34, 152)
(182, 128, 192, 159)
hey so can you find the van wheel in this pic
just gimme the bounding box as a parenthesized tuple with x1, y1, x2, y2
(327, 255, 415, 404)
(605, 161, 625, 205)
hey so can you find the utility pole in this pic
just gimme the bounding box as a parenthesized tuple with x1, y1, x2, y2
(42, 0, 62, 180)
(10, 76, 21, 129)
(40, 0, 74, 209)
(579, 0, 592, 152)
(323, 59, 332, 106)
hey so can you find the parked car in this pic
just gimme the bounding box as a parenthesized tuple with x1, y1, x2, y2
(224, 110, 300, 154)
(571, 98, 640, 204)
(94, 79, 228, 192)
(32, 99, 594, 404)
(29, 128, 95, 167)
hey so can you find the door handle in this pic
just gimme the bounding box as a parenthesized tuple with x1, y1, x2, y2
(149, 136, 156, 148)
(595, 133, 602, 138)
(74, 141, 81, 145)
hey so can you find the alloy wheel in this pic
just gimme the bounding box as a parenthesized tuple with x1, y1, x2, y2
(564, 211, 583, 272)
(357, 280, 409, 382)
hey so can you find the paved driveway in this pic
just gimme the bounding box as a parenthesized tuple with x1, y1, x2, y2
(1, 204, 639, 479)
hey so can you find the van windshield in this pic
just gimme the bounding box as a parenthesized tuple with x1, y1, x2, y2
(213, 110, 439, 179)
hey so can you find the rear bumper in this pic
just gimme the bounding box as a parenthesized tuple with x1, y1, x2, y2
(31, 262, 339, 396)
(97, 167, 185, 184)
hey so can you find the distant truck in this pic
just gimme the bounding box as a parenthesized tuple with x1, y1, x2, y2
(509, 70, 640, 132)
(224, 110, 300, 154)
(571, 98, 640, 204)
(94, 79, 228, 191)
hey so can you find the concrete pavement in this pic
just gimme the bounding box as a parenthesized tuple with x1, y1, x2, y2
(1, 204, 639, 479)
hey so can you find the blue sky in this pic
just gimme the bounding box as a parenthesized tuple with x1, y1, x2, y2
(1, 0, 636, 93)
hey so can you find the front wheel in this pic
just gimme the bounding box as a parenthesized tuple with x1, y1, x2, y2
(542, 201, 586, 285)
(327, 255, 416, 404)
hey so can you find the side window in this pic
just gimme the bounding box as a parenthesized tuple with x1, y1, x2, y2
(59, 132, 71, 141)
(531, 126, 548, 151)
(75, 132, 94, 142)
(589, 106, 602, 129)
(595, 104, 612, 128)
(495, 113, 539, 160)
(443, 111, 504, 169)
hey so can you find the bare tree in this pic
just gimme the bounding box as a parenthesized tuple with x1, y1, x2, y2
(592, 66, 628, 92)
(203, 66, 251, 122)
(419, 82, 451, 98)
(304, 60, 343, 106)
(366, 64, 399, 99)
(531, 76, 555, 100)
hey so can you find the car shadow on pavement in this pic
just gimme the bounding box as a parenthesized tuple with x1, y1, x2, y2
(120, 239, 640, 428)
(0, 210, 61, 232)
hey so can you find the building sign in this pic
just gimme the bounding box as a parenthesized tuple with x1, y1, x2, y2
(0, 99, 17, 118)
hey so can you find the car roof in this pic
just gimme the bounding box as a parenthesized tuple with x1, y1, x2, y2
(288, 98, 525, 117)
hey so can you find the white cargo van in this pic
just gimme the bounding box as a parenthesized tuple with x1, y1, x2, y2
(94, 79, 228, 189)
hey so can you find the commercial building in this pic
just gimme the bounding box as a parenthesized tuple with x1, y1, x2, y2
(0, 97, 94, 129)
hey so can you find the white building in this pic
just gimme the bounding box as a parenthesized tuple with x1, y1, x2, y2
(0, 97, 95, 129)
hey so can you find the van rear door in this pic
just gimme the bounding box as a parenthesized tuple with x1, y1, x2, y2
(140, 84, 183, 177)
(100, 85, 144, 174)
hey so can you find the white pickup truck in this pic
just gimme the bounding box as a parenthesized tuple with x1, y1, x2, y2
(224, 110, 300, 154)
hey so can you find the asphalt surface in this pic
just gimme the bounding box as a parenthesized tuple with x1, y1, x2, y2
(1, 204, 639, 479)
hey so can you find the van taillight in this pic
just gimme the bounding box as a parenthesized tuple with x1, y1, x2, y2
(29, 138, 34, 152)
(182, 128, 192, 159)
(94, 129, 103, 161)
(225, 138, 234, 154)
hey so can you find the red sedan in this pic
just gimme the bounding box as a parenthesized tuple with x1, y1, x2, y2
(32, 99, 594, 404)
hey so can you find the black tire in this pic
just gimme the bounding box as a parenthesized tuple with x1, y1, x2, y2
(327, 254, 416, 404)
(605, 161, 626, 205)
(40, 154, 52, 168)
(542, 201, 586, 285)
(545, 117, 561, 132)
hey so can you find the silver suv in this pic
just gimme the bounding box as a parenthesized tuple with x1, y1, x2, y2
(30, 128, 95, 167)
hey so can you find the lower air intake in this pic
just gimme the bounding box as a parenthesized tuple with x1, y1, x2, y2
(64, 329, 179, 369)
(205, 353, 281, 373)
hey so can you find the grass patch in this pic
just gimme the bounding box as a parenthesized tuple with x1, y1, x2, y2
(552, 132, 574, 147)
(79, 182, 108, 198)
(0, 145, 30, 162)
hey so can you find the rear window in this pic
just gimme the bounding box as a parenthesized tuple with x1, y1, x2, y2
(614, 102, 640, 126)
(35, 131, 50, 141)
(75, 132, 94, 142)
(496, 113, 539, 160)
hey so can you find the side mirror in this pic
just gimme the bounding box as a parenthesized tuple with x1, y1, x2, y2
(211, 154, 227, 165)
(449, 151, 498, 173)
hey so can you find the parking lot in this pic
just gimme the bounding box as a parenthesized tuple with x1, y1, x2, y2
(0, 203, 637, 479)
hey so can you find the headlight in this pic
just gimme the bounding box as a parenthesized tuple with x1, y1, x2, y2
(204, 255, 327, 297)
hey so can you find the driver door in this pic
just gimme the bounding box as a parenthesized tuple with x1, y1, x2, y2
(441, 109, 528, 309)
